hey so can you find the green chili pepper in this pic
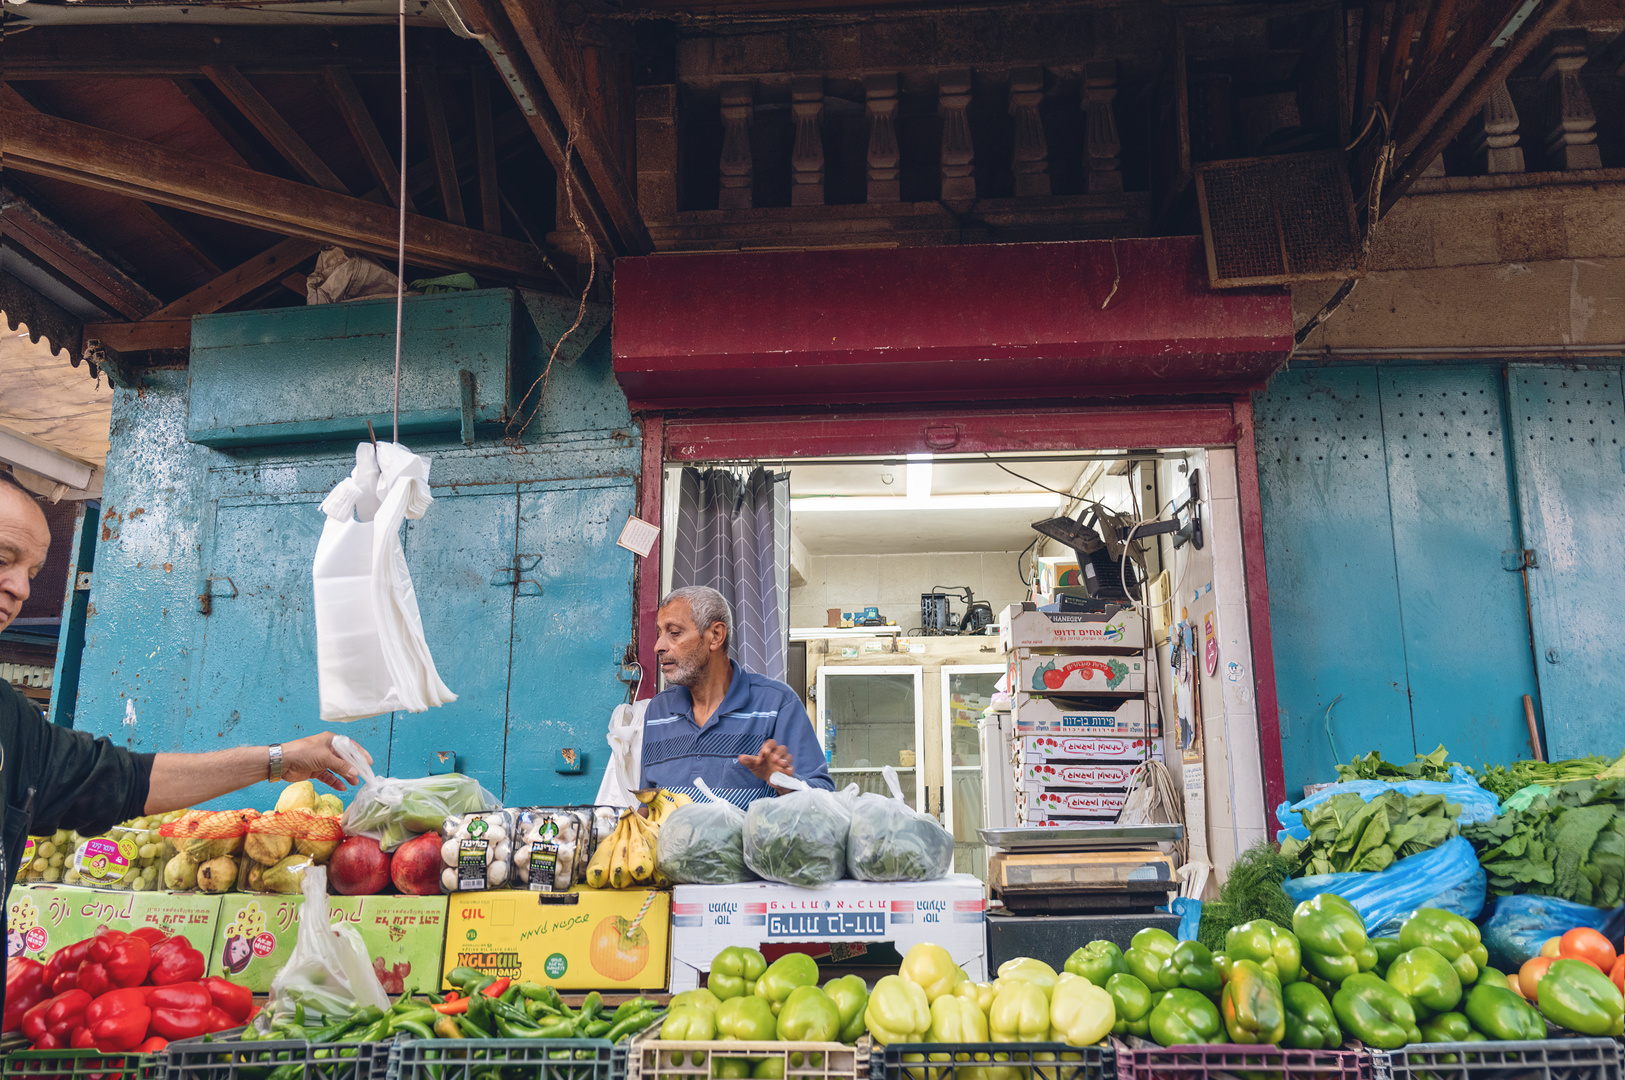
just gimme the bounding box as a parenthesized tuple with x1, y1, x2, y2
(393, 1019, 437, 1041)
(447, 967, 485, 989)
(457, 1012, 493, 1039)
(580, 992, 603, 1020)
(583, 1019, 612, 1038)
(605, 1008, 658, 1042)
(612, 998, 651, 1022)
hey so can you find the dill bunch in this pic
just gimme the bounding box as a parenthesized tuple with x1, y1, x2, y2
(1197, 838, 1298, 951)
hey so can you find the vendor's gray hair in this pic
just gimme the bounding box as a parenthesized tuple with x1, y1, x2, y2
(661, 586, 733, 654)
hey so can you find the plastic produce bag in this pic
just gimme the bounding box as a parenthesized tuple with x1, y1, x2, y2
(335, 735, 499, 852)
(743, 773, 856, 887)
(258, 866, 389, 1030)
(1480, 895, 1625, 971)
(314, 441, 457, 723)
(1280, 834, 1486, 936)
(847, 766, 954, 882)
(594, 701, 647, 809)
(657, 779, 755, 885)
(1277, 777, 1500, 833)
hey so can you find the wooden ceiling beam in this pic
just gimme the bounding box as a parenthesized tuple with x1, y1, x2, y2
(2, 107, 551, 281)
(128, 203, 225, 277)
(418, 68, 468, 227)
(472, 68, 503, 236)
(202, 65, 350, 193)
(148, 237, 322, 320)
(0, 189, 161, 320)
(324, 65, 415, 212)
(171, 78, 278, 174)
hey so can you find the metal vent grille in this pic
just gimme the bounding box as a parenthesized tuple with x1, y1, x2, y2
(1194, 150, 1361, 288)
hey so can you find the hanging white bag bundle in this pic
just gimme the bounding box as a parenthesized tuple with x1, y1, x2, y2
(593, 699, 647, 809)
(313, 441, 456, 722)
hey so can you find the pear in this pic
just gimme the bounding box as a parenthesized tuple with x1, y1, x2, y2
(181, 837, 216, 862)
(263, 855, 309, 894)
(315, 794, 344, 817)
(245, 864, 266, 892)
(163, 853, 199, 891)
(276, 781, 317, 814)
(197, 857, 238, 893)
(295, 837, 340, 865)
(245, 831, 293, 866)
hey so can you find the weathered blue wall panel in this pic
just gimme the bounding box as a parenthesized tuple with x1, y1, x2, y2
(1507, 366, 1625, 760)
(1256, 367, 1415, 794)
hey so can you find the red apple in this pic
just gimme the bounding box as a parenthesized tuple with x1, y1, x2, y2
(329, 836, 392, 896)
(391, 832, 444, 896)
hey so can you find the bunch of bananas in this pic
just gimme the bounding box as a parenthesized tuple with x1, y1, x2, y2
(586, 789, 690, 889)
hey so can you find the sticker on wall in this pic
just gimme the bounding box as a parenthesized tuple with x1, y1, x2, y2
(1204, 613, 1218, 676)
(1191, 582, 1213, 604)
(1226, 660, 1244, 682)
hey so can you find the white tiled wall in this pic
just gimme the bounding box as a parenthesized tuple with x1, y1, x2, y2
(789, 551, 1029, 631)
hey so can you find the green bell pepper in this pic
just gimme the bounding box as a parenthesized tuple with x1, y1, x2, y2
(1294, 894, 1378, 984)
(1160, 941, 1223, 995)
(1369, 938, 1405, 977)
(955, 981, 996, 1014)
(1065, 941, 1127, 986)
(1282, 981, 1340, 1049)
(1331, 972, 1420, 1050)
(716, 995, 778, 1041)
(777, 986, 841, 1043)
(904, 943, 969, 1003)
(1418, 1010, 1472, 1043)
(1125, 947, 1171, 991)
(1226, 919, 1302, 984)
(990, 978, 1050, 1042)
(714, 1060, 752, 1079)
(1535, 958, 1625, 1037)
(1464, 983, 1545, 1041)
(663, 1005, 718, 1041)
(928, 993, 989, 1043)
(1134, 927, 1179, 957)
(1385, 947, 1463, 1018)
(710, 947, 768, 1001)
(1475, 967, 1510, 992)
(1107, 973, 1154, 1038)
(752, 1061, 784, 1080)
(997, 957, 1059, 999)
(671, 989, 723, 1013)
(757, 953, 820, 1006)
(1149, 988, 1225, 1046)
(1222, 960, 1285, 1044)
(865, 975, 932, 1046)
(1051, 974, 1114, 1047)
(1399, 909, 1488, 986)
(823, 975, 869, 1044)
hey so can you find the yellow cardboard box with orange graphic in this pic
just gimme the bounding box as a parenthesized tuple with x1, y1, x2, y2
(443, 887, 669, 991)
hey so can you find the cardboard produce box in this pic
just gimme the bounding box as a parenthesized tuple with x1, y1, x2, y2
(6, 884, 221, 965)
(1020, 734, 1160, 763)
(208, 893, 448, 994)
(1013, 649, 1144, 695)
(1018, 789, 1128, 820)
(443, 888, 669, 991)
(1020, 762, 1141, 789)
(1015, 694, 1151, 737)
(668, 875, 986, 993)
(999, 603, 1144, 653)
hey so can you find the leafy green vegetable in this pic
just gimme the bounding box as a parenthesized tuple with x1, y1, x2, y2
(1471, 754, 1617, 802)
(1336, 744, 1462, 783)
(1464, 778, 1625, 906)
(1197, 840, 1298, 952)
(655, 799, 755, 884)
(1279, 791, 1460, 877)
(743, 788, 851, 887)
(846, 793, 954, 881)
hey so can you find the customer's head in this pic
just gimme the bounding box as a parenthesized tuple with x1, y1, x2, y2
(656, 586, 733, 686)
(0, 472, 50, 635)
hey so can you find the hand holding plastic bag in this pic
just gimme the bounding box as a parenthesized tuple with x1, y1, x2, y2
(743, 773, 856, 887)
(334, 735, 499, 852)
(257, 865, 389, 1031)
(847, 766, 954, 882)
(657, 778, 756, 885)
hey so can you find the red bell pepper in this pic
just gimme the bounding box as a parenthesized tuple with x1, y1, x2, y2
(85, 988, 152, 1054)
(204, 1007, 238, 1034)
(147, 938, 205, 986)
(88, 932, 151, 988)
(46, 940, 91, 984)
(127, 928, 168, 949)
(71, 1025, 96, 1049)
(137, 1036, 169, 1053)
(78, 963, 113, 999)
(86, 989, 147, 1027)
(31, 988, 92, 1043)
(51, 969, 81, 994)
(32, 1032, 64, 1050)
(147, 982, 211, 1041)
(201, 977, 253, 1024)
(6, 957, 50, 1034)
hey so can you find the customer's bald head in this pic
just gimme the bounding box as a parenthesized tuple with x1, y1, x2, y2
(0, 475, 51, 634)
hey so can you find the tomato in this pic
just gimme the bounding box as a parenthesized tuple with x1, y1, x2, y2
(1610, 954, 1624, 995)
(1519, 956, 1554, 999)
(1540, 937, 1563, 958)
(1558, 928, 1617, 972)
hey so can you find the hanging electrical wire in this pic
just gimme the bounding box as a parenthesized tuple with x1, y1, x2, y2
(392, 0, 407, 443)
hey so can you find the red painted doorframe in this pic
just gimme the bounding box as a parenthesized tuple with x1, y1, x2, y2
(632, 399, 1288, 824)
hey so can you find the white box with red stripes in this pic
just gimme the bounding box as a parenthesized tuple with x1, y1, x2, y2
(1020, 734, 1161, 763)
(668, 875, 986, 992)
(1016, 789, 1128, 822)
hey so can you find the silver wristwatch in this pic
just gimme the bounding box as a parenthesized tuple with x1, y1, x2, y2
(268, 743, 285, 781)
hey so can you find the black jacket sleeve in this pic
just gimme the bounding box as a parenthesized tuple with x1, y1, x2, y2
(3, 683, 153, 836)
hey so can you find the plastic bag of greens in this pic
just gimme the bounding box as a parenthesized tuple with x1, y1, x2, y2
(743, 773, 856, 887)
(257, 865, 389, 1031)
(1280, 834, 1485, 935)
(335, 735, 499, 852)
(847, 766, 954, 882)
(656, 779, 756, 885)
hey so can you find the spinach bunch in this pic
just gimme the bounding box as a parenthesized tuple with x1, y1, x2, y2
(1336, 744, 1463, 783)
(1279, 790, 1460, 876)
(743, 785, 853, 886)
(846, 791, 954, 882)
(1463, 777, 1625, 906)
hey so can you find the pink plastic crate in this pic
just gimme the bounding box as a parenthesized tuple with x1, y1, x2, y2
(1115, 1044, 1369, 1080)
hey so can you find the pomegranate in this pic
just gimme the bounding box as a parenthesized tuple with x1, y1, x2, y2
(390, 832, 444, 896)
(329, 836, 391, 896)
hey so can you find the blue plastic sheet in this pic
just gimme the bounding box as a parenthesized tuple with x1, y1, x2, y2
(1280, 835, 1487, 937)
(1170, 897, 1202, 942)
(1275, 776, 1502, 835)
(1479, 895, 1625, 971)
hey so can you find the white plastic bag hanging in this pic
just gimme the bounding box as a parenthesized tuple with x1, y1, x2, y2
(594, 699, 647, 808)
(846, 765, 954, 882)
(313, 441, 456, 722)
(257, 865, 390, 1030)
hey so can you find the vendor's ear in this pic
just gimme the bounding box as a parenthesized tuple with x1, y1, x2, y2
(705, 619, 728, 653)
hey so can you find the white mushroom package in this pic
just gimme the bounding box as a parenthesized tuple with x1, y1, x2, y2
(439, 811, 515, 892)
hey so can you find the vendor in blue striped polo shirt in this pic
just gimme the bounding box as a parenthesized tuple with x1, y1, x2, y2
(642, 585, 833, 808)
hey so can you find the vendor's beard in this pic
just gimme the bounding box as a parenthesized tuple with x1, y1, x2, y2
(662, 653, 704, 687)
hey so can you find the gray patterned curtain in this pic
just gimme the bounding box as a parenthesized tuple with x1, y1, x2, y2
(671, 466, 790, 683)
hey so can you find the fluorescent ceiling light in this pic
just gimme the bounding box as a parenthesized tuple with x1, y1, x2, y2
(905, 453, 932, 502)
(792, 493, 1064, 513)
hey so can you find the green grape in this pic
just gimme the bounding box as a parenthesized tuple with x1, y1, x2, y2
(141, 865, 158, 881)
(63, 870, 81, 885)
(41, 868, 61, 883)
(52, 830, 69, 845)
(30, 859, 45, 873)
(139, 845, 160, 862)
(47, 854, 64, 869)
(37, 842, 56, 860)
(130, 877, 149, 892)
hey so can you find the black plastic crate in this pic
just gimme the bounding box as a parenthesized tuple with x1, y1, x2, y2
(167, 1027, 397, 1080)
(873, 1042, 1109, 1080)
(1372, 1038, 1622, 1080)
(1, 1049, 165, 1080)
(392, 1038, 616, 1080)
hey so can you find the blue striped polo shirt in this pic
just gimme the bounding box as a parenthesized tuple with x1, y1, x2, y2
(639, 660, 833, 809)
